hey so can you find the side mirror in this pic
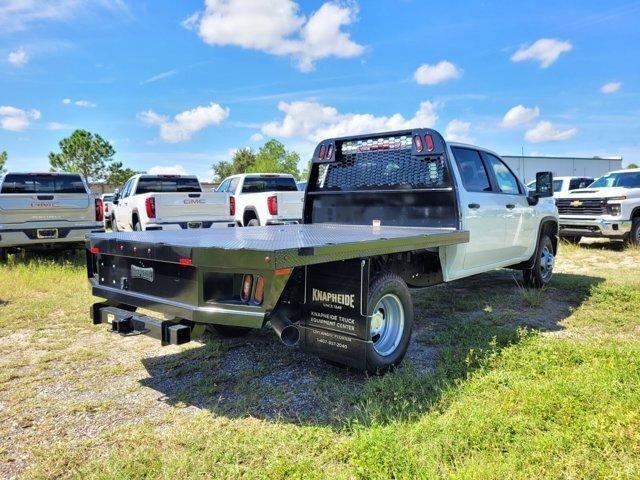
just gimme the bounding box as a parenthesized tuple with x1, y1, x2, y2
(112, 189, 120, 205)
(535, 171, 554, 198)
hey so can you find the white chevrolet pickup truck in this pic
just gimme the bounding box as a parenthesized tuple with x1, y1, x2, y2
(111, 174, 233, 232)
(216, 173, 304, 226)
(556, 168, 640, 245)
(0, 172, 104, 261)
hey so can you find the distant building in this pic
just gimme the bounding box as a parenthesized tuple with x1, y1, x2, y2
(502, 155, 623, 183)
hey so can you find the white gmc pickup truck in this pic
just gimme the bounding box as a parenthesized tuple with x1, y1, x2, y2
(111, 174, 233, 232)
(0, 172, 104, 261)
(556, 168, 640, 245)
(216, 173, 304, 226)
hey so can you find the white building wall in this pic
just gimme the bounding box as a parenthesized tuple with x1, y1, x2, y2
(502, 156, 623, 183)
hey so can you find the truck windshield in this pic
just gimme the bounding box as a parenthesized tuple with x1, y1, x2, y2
(553, 180, 564, 192)
(590, 172, 640, 189)
(136, 177, 202, 193)
(242, 177, 298, 193)
(0, 173, 87, 194)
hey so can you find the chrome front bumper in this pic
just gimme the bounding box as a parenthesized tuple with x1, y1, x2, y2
(559, 217, 632, 238)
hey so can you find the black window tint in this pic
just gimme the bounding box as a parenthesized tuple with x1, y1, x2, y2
(569, 178, 592, 190)
(1, 174, 86, 194)
(241, 177, 298, 193)
(136, 177, 201, 194)
(452, 148, 492, 192)
(484, 154, 520, 194)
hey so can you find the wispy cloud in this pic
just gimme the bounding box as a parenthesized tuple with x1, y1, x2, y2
(511, 38, 572, 68)
(141, 69, 178, 85)
(62, 98, 97, 108)
(601, 82, 622, 94)
(7, 48, 28, 66)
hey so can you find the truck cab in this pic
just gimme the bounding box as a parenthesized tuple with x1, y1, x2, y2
(0, 172, 104, 261)
(556, 168, 640, 245)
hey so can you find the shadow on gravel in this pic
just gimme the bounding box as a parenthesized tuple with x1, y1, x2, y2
(140, 270, 604, 427)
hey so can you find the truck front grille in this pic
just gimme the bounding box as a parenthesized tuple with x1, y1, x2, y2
(556, 198, 607, 216)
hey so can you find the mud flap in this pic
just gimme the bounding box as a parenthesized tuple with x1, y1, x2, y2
(299, 258, 371, 370)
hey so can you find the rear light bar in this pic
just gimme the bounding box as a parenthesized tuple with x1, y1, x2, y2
(230, 196, 236, 216)
(145, 197, 156, 218)
(267, 195, 278, 215)
(95, 198, 104, 222)
(341, 135, 412, 154)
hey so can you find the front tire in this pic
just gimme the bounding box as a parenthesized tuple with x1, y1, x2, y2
(365, 273, 413, 374)
(627, 218, 640, 247)
(247, 218, 260, 227)
(523, 234, 555, 288)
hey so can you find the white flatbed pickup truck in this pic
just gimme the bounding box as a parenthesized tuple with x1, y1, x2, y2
(0, 172, 104, 261)
(87, 128, 559, 373)
(556, 168, 640, 245)
(111, 174, 233, 232)
(216, 173, 304, 226)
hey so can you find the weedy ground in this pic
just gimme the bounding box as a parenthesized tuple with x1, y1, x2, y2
(0, 241, 639, 479)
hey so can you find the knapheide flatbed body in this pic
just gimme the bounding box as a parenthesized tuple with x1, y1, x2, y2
(87, 128, 558, 372)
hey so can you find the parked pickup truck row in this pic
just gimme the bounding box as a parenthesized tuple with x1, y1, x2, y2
(87, 127, 558, 373)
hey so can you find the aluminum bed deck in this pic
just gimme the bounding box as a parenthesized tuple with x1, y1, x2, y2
(87, 224, 469, 269)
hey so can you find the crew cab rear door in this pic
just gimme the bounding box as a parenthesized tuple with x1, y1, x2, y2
(450, 147, 507, 269)
(0, 173, 94, 225)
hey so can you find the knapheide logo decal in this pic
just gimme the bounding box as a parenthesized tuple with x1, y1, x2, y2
(312, 288, 355, 308)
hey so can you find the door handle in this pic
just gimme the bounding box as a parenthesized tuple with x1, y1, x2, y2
(506, 204, 516, 209)
(468, 203, 480, 210)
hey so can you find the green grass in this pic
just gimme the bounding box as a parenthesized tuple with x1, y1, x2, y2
(1, 243, 640, 479)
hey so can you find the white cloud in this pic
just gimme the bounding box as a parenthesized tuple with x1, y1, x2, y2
(147, 164, 189, 176)
(414, 61, 462, 85)
(46, 122, 73, 131)
(184, 0, 364, 72)
(262, 100, 439, 142)
(0, 105, 41, 132)
(250, 133, 264, 142)
(601, 82, 621, 94)
(525, 121, 577, 143)
(501, 104, 540, 128)
(510, 38, 572, 68)
(7, 48, 29, 66)
(61, 98, 97, 107)
(445, 119, 475, 144)
(141, 69, 178, 85)
(138, 102, 230, 143)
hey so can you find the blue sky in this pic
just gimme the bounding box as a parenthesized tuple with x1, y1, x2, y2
(1, 0, 639, 181)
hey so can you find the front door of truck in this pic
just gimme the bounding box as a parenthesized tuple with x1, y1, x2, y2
(482, 152, 534, 260)
(451, 147, 507, 269)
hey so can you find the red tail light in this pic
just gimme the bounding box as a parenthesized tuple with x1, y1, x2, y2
(267, 195, 278, 215)
(318, 144, 327, 160)
(327, 144, 334, 159)
(145, 197, 156, 218)
(413, 135, 424, 153)
(253, 276, 265, 304)
(241, 274, 253, 302)
(230, 196, 235, 216)
(179, 258, 192, 266)
(90, 246, 100, 254)
(95, 198, 104, 221)
(424, 134, 434, 152)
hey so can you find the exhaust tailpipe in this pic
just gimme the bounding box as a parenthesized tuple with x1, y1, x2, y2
(270, 311, 300, 347)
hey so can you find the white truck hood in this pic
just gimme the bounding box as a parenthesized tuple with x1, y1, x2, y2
(556, 187, 635, 199)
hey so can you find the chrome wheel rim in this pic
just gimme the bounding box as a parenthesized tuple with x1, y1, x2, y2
(370, 294, 404, 356)
(540, 245, 554, 282)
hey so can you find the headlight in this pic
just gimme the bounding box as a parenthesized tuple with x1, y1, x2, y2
(606, 196, 626, 202)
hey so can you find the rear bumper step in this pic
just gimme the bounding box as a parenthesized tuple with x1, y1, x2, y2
(91, 304, 191, 346)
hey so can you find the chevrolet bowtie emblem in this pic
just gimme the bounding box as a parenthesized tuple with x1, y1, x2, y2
(570, 200, 583, 207)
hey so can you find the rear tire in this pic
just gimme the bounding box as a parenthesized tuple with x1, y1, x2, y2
(134, 222, 142, 231)
(562, 235, 581, 245)
(523, 234, 555, 289)
(247, 218, 260, 227)
(365, 273, 413, 374)
(206, 324, 252, 338)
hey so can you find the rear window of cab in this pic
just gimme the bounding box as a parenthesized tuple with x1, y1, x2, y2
(241, 176, 298, 193)
(1, 173, 87, 194)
